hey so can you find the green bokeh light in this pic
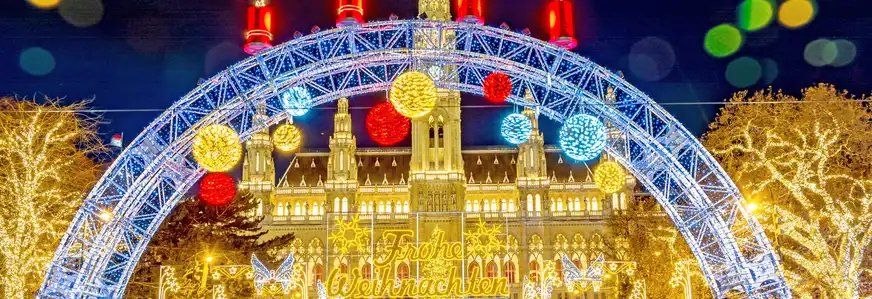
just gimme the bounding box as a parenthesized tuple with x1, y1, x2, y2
(738, 0, 774, 31)
(725, 56, 762, 88)
(705, 24, 743, 58)
(804, 39, 837, 67)
(831, 39, 857, 67)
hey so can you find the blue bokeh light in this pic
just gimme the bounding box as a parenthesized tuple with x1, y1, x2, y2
(281, 86, 312, 116)
(501, 113, 533, 145)
(559, 114, 606, 161)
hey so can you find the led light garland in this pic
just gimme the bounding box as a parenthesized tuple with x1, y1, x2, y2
(272, 123, 303, 152)
(501, 113, 533, 145)
(389, 71, 437, 118)
(192, 124, 243, 172)
(593, 161, 626, 193)
(366, 101, 410, 146)
(199, 172, 237, 206)
(559, 114, 606, 161)
(281, 86, 312, 116)
(483, 72, 512, 103)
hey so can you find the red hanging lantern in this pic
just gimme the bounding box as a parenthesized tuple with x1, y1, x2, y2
(547, 0, 578, 50)
(483, 72, 513, 103)
(337, 0, 364, 27)
(199, 173, 237, 206)
(456, 0, 484, 24)
(366, 102, 410, 146)
(244, 0, 274, 55)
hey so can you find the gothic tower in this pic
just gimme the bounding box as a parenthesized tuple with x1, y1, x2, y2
(325, 98, 359, 213)
(240, 103, 275, 219)
(410, 0, 466, 213)
(516, 89, 550, 214)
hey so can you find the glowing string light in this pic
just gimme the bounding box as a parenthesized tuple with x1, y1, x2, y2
(389, 71, 437, 118)
(272, 123, 303, 152)
(593, 161, 626, 193)
(281, 86, 312, 116)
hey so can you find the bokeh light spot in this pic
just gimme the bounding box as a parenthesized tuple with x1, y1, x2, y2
(19, 47, 56, 76)
(629, 37, 676, 82)
(59, 0, 104, 28)
(704, 24, 743, 58)
(725, 56, 762, 88)
(27, 0, 60, 9)
(737, 0, 774, 32)
(831, 39, 857, 67)
(779, 0, 815, 29)
(760, 58, 779, 84)
(804, 38, 837, 67)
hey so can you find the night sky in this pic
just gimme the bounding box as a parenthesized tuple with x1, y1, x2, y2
(1, 0, 870, 149)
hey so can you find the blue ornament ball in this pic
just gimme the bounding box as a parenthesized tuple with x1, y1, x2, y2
(281, 86, 312, 116)
(501, 113, 533, 145)
(559, 114, 607, 161)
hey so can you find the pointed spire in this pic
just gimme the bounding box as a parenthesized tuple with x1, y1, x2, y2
(391, 158, 397, 167)
(399, 173, 406, 185)
(338, 97, 349, 114)
(585, 173, 592, 182)
(485, 172, 492, 184)
(374, 158, 381, 167)
(310, 159, 316, 168)
(558, 156, 564, 164)
(550, 171, 557, 183)
(358, 159, 364, 167)
(364, 174, 371, 186)
(300, 175, 307, 187)
(510, 156, 516, 164)
(468, 172, 476, 184)
(294, 159, 301, 168)
(493, 156, 499, 165)
(476, 156, 482, 165)
(503, 171, 510, 183)
(382, 174, 389, 185)
(317, 175, 324, 186)
(568, 170, 575, 183)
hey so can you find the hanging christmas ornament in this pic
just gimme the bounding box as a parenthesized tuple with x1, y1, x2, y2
(199, 172, 237, 206)
(366, 102, 410, 146)
(594, 160, 626, 193)
(192, 124, 242, 172)
(281, 86, 312, 116)
(389, 71, 437, 118)
(483, 72, 512, 103)
(273, 123, 303, 152)
(501, 113, 533, 145)
(559, 114, 606, 161)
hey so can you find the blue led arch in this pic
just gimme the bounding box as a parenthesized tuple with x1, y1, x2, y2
(38, 20, 790, 299)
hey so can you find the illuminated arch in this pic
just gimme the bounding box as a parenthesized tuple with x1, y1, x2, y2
(39, 20, 788, 298)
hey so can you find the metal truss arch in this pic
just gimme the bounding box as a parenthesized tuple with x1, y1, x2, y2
(39, 20, 790, 298)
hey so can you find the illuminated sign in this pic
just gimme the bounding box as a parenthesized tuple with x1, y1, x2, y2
(323, 217, 510, 298)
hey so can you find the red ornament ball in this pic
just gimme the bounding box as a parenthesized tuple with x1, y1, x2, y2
(366, 102, 411, 146)
(199, 172, 237, 206)
(483, 72, 513, 103)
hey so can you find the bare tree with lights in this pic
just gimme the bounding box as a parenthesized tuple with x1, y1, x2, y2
(0, 97, 105, 298)
(703, 84, 872, 298)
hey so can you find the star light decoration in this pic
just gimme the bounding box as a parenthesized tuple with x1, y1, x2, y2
(593, 160, 626, 193)
(272, 123, 303, 152)
(192, 124, 242, 172)
(389, 71, 438, 118)
(483, 72, 513, 103)
(366, 101, 411, 146)
(464, 218, 506, 259)
(501, 113, 533, 145)
(281, 86, 312, 116)
(328, 215, 371, 255)
(559, 114, 606, 161)
(199, 172, 237, 205)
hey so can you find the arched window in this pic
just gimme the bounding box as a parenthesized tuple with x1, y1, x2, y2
(473, 200, 480, 212)
(501, 199, 507, 211)
(574, 197, 581, 211)
(555, 259, 564, 278)
(397, 263, 410, 279)
(573, 259, 581, 269)
(509, 199, 516, 212)
(585, 197, 591, 211)
(486, 261, 498, 278)
(535, 194, 542, 211)
(302, 203, 308, 216)
(333, 197, 340, 213)
(396, 201, 402, 213)
(386, 201, 392, 213)
(360, 202, 367, 213)
(368, 202, 374, 213)
(526, 194, 533, 211)
(504, 261, 516, 283)
(341, 197, 348, 212)
(529, 261, 539, 282)
(276, 203, 283, 216)
(592, 197, 599, 211)
(295, 202, 301, 216)
(612, 194, 619, 211)
(403, 201, 410, 213)
(557, 198, 563, 211)
(362, 263, 373, 280)
(483, 200, 490, 211)
(313, 264, 324, 283)
(378, 201, 385, 213)
(466, 200, 472, 211)
(620, 193, 627, 210)
(339, 263, 348, 275)
(468, 261, 480, 278)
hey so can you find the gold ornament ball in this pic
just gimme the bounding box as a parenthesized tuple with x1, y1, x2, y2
(389, 71, 438, 118)
(594, 161, 626, 193)
(192, 124, 242, 172)
(273, 123, 303, 152)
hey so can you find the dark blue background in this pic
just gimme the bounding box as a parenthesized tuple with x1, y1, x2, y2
(1, 0, 869, 149)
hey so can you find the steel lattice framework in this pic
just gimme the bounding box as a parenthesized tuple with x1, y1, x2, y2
(39, 20, 790, 298)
